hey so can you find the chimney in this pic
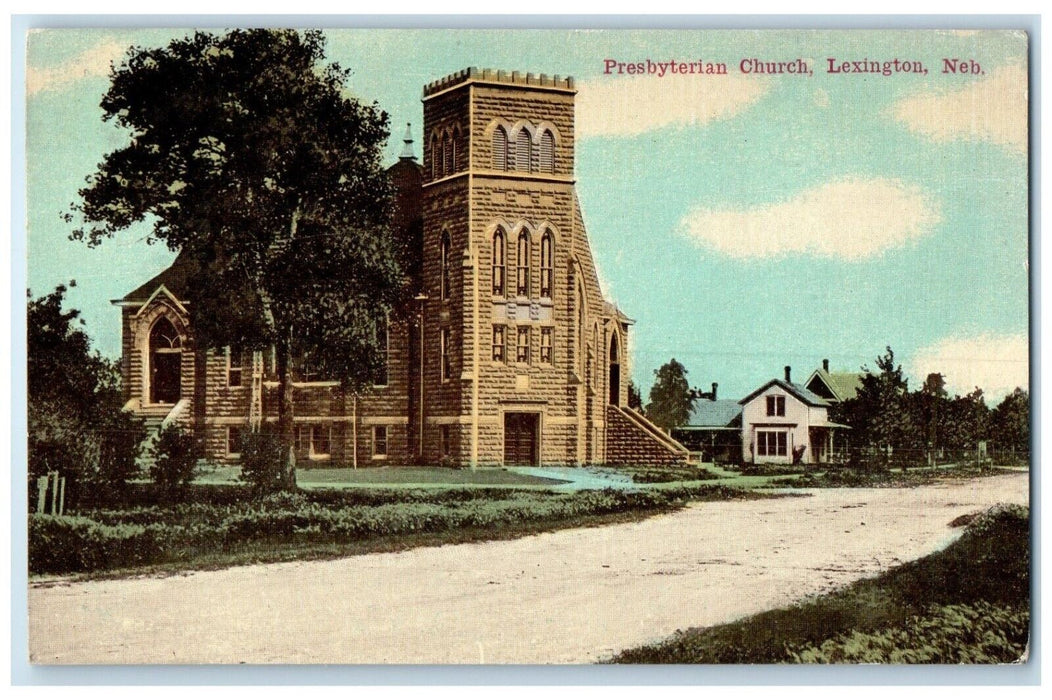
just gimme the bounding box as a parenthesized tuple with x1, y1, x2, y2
(784, 366, 791, 383)
(823, 358, 829, 372)
(711, 382, 718, 401)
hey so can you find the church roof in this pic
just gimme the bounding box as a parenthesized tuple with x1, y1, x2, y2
(119, 250, 194, 303)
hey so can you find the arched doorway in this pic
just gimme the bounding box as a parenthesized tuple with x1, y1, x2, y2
(608, 333, 621, 406)
(149, 317, 182, 404)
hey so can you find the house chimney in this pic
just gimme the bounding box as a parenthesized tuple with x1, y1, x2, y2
(711, 382, 718, 401)
(784, 366, 791, 383)
(823, 358, 829, 372)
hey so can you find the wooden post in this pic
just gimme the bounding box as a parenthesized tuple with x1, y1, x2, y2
(49, 471, 59, 515)
(36, 476, 48, 514)
(57, 477, 66, 515)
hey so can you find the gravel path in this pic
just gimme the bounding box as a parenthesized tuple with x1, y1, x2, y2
(29, 472, 1028, 664)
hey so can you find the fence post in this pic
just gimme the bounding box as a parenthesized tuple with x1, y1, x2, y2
(36, 476, 48, 513)
(58, 476, 66, 515)
(49, 471, 59, 514)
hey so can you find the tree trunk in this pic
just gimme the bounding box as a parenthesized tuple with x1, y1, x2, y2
(276, 335, 297, 491)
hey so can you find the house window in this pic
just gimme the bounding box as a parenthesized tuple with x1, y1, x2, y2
(441, 327, 452, 381)
(516, 326, 531, 364)
(514, 128, 531, 172)
(516, 230, 530, 297)
(540, 327, 553, 364)
(766, 395, 786, 417)
(492, 126, 508, 170)
(312, 424, 331, 459)
(539, 130, 555, 173)
(492, 325, 506, 363)
(226, 346, 243, 388)
(440, 424, 451, 458)
(540, 231, 553, 298)
(440, 231, 451, 300)
(757, 430, 788, 457)
(492, 228, 506, 296)
(373, 313, 389, 387)
(372, 425, 388, 458)
(227, 426, 242, 458)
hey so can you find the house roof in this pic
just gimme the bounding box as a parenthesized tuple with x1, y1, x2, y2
(739, 378, 831, 408)
(805, 369, 866, 402)
(118, 250, 195, 303)
(685, 399, 742, 428)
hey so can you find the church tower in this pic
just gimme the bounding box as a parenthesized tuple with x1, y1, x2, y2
(419, 68, 626, 467)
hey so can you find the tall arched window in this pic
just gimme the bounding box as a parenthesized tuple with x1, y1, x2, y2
(539, 130, 555, 173)
(516, 230, 531, 297)
(149, 316, 182, 404)
(540, 231, 554, 299)
(492, 126, 508, 170)
(609, 332, 622, 406)
(440, 231, 451, 300)
(492, 228, 506, 297)
(575, 281, 586, 377)
(430, 133, 440, 180)
(443, 131, 453, 175)
(515, 129, 531, 172)
(450, 126, 460, 173)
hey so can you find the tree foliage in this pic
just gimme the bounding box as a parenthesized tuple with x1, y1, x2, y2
(28, 284, 146, 505)
(149, 425, 198, 494)
(69, 30, 404, 488)
(990, 388, 1029, 458)
(645, 358, 693, 432)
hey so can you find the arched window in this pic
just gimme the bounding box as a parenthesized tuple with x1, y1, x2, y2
(492, 126, 508, 170)
(609, 332, 622, 406)
(575, 281, 585, 376)
(540, 231, 554, 299)
(149, 316, 182, 404)
(539, 130, 555, 173)
(450, 126, 460, 173)
(443, 131, 453, 175)
(440, 231, 451, 300)
(430, 133, 440, 180)
(515, 129, 531, 172)
(516, 230, 531, 297)
(492, 228, 506, 297)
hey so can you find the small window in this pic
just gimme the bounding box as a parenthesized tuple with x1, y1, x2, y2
(440, 231, 451, 300)
(492, 126, 508, 170)
(492, 229, 506, 297)
(440, 424, 451, 458)
(516, 326, 530, 364)
(227, 346, 243, 388)
(540, 327, 553, 364)
(492, 325, 506, 363)
(295, 425, 310, 454)
(441, 327, 452, 381)
(227, 426, 242, 457)
(766, 395, 786, 417)
(373, 313, 389, 387)
(514, 129, 531, 172)
(539, 130, 555, 173)
(540, 231, 553, 298)
(311, 424, 331, 459)
(516, 231, 530, 297)
(372, 425, 388, 458)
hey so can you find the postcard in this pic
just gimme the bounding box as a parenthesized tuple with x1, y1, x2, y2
(24, 27, 1030, 666)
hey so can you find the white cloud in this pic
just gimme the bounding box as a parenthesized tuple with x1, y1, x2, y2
(889, 63, 1027, 154)
(679, 178, 942, 261)
(576, 73, 771, 138)
(910, 333, 1029, 401)
(27, 38, 126, 95)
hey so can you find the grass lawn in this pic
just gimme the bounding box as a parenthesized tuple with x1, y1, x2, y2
(297, 466, 567, 487)
(608, 504, 1030, 664)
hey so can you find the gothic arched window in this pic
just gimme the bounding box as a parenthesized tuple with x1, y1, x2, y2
(492, 126, 508, 170)
(515, 129, 531, 172)
(539, 130, 555, 173)
(516, 230, 531, 297)
(440, 231, 451, 300)
(492, 228, 506, 297)
(540, 231, 554, 299)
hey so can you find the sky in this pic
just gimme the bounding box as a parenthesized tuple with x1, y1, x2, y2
(24, 28, 1030, 403)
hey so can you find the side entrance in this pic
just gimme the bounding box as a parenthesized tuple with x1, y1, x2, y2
(504, 412, 540, 466)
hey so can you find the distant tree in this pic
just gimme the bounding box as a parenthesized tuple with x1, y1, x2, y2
(627, 380, 643, 411)
(68, 30, 403, 490)
(645, 359, 693, 433)
(839, 347, 915, 468)
(28, 284, 145, 506)
(990, 388, 1029, 461)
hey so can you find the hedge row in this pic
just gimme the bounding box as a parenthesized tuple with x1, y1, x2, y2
(29, 484, 749, 575)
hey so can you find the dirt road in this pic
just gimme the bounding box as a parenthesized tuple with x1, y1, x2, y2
(29, 472, 1028, 664)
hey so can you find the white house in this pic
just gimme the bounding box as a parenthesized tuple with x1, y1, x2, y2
(739, 367, 849, 465)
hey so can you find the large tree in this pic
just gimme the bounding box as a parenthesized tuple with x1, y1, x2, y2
(990, 387, 1029, 461)
(838, 347, 916, 467)
(70, 30, 403, 489)
(645, 358, 693, 433)
(28, 284, 145, 506)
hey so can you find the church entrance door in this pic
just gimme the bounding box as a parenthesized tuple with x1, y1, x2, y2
(503, 412, 539, 466)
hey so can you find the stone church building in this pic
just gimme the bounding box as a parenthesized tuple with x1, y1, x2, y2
(116, 68, 688, 468)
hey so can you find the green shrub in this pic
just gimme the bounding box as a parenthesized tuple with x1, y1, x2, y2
(238, 430, 285, 493)
(149, 425, 197, 494)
